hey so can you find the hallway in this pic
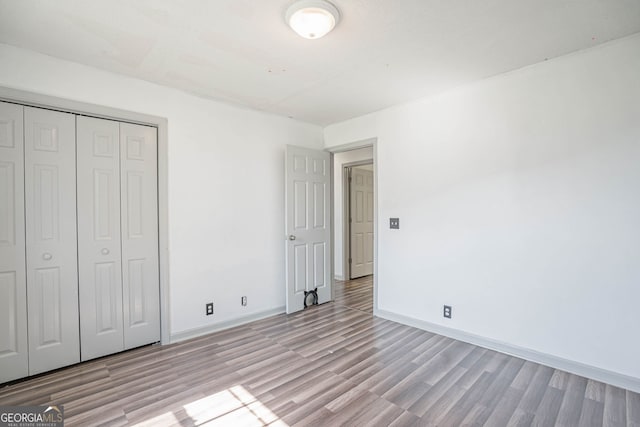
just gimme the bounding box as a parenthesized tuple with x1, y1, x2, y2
(334, 275, 373, 313)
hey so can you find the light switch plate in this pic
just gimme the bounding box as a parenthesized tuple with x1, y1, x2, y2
(390, 218, 400, 229)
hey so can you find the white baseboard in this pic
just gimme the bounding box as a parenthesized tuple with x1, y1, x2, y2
(376, 309, 640, 394)
(170, 306, 285, 343)
(334, 275, 344, 281)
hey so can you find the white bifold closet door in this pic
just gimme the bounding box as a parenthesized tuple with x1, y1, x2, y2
(24, 106, 80, 375)
(77, 116, 124, 361)
(78, 118, 159, 360)
(0, 101, 28, 383)
(120, 123, 159, 350)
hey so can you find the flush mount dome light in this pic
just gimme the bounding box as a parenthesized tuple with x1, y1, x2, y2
(286, 0, 340, 39)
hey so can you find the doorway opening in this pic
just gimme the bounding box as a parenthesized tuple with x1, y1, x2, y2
(331, 145, 375, 313)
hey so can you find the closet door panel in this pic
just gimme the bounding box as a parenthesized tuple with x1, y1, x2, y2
(0, 101, 28, 383)
(25, 107, 79, 375)
(77, 116, 124, 361)
(120, 123, 159, 349)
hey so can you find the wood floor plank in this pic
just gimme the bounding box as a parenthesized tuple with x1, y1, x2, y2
(580, 398, 606, 427)
(588, 379, 608, 402)
(506, 363, 555, 424)
(342, 395, 404, 426)
(407, 365, 467, 417)
(627, 391, 640, 426)
(341, 360, 386, 385)
(604, 384, 628, 426)
(483, 386, 525, 426)
(435, 371, 496, 425)
(388, 410, 421, 427)
(1, 277, 637, 426)
(327, 346, 380, 376)
(412, 340, 476, 386)
(555, 374, 588, 426)
(416, 351, 497, 421)
(354, 399, 406, 426)
(469, 356, 526, 425)
(511, 360, 540, 390)
(276, 377, 358, 425)
(382, 374, 431, 409)
(530, 385, 565, 426)
(322, 390, 379, 425)
(291, 406, 333, 427)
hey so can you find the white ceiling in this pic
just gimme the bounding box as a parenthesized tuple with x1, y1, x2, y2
(1, 0, 639, 126)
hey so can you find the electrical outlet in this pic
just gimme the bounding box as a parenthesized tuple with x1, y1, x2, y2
(390, 218, 400, 229)
(241, 296, 247, 306)
(443, 305, 452, 319)
(206, 302, 214, 316)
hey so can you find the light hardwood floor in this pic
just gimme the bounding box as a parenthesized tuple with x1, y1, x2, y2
(334, 275, 373, 314)
(1, 277, 639, 426)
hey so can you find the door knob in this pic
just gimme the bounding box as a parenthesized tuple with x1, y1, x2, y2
(42, 253, 52, 261)
(288, 235, 296, 241)
(101, 248, 110, 255)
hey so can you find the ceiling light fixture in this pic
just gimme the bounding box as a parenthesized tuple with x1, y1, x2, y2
(285, 0, 340, 40)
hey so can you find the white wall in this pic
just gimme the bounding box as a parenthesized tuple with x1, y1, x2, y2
(325, 34, 640, 384)
(332, 147, 373, 279)
(0, 44, 324, 338)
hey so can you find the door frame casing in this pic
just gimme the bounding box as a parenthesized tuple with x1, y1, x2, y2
(343, 160, 373, 281)
(327, 138, 378, 313)
(0, 86, 171, 345)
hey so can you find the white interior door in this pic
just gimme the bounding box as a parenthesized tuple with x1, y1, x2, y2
(24, 106, 80, 375)
(120, 122, 160, 349)
(77, 116, 124, 361)
(285, 145, 331, 314)
(349, 167, 374, 278)
(0, 101, 28, 382)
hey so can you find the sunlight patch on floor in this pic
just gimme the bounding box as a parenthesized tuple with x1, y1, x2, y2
(132, 385, 288, 426)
